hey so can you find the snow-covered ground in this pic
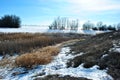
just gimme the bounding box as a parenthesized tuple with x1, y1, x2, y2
(0, 47, 113, 80)
(0, 56, 3, 60)
(0, 26, 109, 35)
(109, 41, 120, 53)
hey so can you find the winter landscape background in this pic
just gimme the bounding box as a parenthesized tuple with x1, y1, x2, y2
(0, 0, 120, 80)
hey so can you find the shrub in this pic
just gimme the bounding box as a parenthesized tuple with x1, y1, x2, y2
(0, 15, 21, 28)
(15, 46, 59, 68)
(98, 25, 107, 31)
(92, 27, 98, 30)
(107, 25, 116, 31)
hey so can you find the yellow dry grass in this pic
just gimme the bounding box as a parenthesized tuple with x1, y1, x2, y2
(15, 46, 60, 68)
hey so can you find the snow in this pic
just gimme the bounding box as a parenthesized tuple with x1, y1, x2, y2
(109, 42, 120, 53)
(39, 47, 113, 80)
(0, 47, 113, 80)
(101, 54, 108, 58)
(0, 26, 48, 33)
(0, 26, 109, 35)
(0, 56, 3, 60)
(111, 47, 120, 53)
(46, 65, 112, 80)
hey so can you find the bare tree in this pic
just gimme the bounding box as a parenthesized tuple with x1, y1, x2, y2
(96, 21, 103, 28)
(83, 21, 94, 30)
(117, 23, 120, 30)
(49, 17, 79, 30)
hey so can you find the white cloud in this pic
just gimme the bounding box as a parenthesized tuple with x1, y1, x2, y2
(37, 0, 120, 24)
(62, 0, 120, 12)
(38, 0, 120, 15)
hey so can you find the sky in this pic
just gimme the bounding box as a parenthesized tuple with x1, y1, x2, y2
(0, 0, 120, 25)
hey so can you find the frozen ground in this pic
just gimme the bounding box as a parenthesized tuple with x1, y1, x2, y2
(109, 41, 120, 53)
(0, 56, 3, 60)
(0, 26, 109, 35)
(0, 47, 113, 80)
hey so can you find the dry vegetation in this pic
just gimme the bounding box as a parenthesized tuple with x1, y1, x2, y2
(0, 33, 87, 68)
(0, 33, 76, 55)
(66, 31, 120, 80)
(15, 46, 60, 68)
(67, 32, 118, 68)
(1, 32, 120, 79)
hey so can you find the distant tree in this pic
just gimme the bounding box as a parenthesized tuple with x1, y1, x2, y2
(96, 21, 103, 28)
(107, 25, 112, 30)
(107, 25, 116, 31)
(83, 21, 94, 30)
(92, 27, 98, 30)
(0, 19, 1, 26)
(117, 23, 120, 30)
(49, 25, 52, 29)
(99, 24, 107, 31)
(0, 15, 21, 28)
(49, 17, 63, 30)
(50, 19, 58, 29)
(49, 17, 79, 30)
(70, 19, 79, 30)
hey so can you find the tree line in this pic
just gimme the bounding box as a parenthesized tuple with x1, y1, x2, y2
(49, 17, 120, 31)
(82, 21, 117, 31)
(0, 15, 21, 28)
(49, 17, 79, 30)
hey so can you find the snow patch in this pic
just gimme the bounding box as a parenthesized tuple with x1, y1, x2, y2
(109, 42, 120, 53)
(110, 47, 120, 53)
(101, 54, 108, 58)
(0, 56, 3, 60)
(46, 64, 113, 80)
(0, 26, 109, 35)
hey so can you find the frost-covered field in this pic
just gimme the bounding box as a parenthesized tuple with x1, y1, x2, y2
(0, 27, 118, 80)
(0, 26, 109, 35)
(0, 47, 113, 80)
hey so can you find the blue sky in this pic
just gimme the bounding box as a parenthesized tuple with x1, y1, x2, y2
(0, 0, 120, 25)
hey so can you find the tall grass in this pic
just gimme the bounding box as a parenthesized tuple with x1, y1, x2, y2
(0, 33, 70, 55)
(15, 46, 59, 68)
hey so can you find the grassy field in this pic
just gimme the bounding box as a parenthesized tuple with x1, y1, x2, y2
(0, 33, 86, 56)
(0, 33, 87, 68)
